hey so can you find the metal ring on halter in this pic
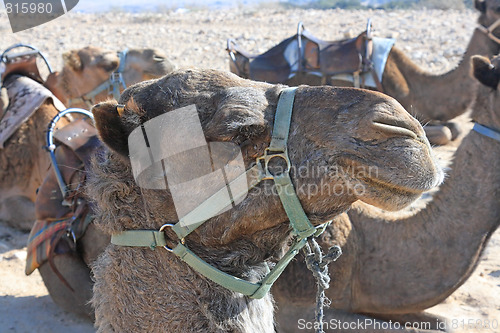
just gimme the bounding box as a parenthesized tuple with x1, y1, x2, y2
(45, 108, 94, 201)
(159, 223, 184, 252)
(256, 147, 292, 180)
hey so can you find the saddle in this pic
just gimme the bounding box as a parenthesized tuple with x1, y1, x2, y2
(227, 20, 383, 90)
(1, 44, 53, 85)
(26, 119, 100, 279)
(0, 44, 57, 123)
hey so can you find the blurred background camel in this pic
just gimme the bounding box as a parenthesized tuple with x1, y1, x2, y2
(0, 45, 175, 231)
(227, 0, 500, 146)
(272, 54, 500, 332)
(44, 46, 175, 108)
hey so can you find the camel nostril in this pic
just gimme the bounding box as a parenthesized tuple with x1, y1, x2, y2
(94, 103, 102, 108)
(372, 121, 418, 139)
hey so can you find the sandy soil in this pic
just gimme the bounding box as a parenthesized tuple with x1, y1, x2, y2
(0, 6, 498, 333)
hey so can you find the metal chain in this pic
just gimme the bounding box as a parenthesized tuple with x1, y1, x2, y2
(303, 238, 342, 333)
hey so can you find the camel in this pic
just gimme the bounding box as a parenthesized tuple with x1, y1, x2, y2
(228, 0, 500, 145)
(0, 96, 65, 231)
(44, 46, 176, 108)
(272, 54, 500, 332)
(0, 46, 174, 231)
(85, 68, 442, 332)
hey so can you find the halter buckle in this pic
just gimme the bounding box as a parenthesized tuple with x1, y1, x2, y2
(159, 223, 185, 252)
(256, 147, 291, 180)
(109, 72, 122, 83)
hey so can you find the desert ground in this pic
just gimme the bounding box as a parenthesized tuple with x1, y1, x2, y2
(0, 6, 498, 333)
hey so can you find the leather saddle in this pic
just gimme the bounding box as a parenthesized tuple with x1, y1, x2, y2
(227, 20, 381, 90)
(26, 119, 101, 277)
(1, 44, 52, 84)
(0, 44, 54, 117)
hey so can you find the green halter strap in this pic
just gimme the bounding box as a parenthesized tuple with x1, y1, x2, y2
(111, 87, 328, 299)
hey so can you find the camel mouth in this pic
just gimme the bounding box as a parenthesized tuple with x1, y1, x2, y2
(339, 151, 442, 197)
(354, 176, 426, 211)
(359, 175, 428, 196)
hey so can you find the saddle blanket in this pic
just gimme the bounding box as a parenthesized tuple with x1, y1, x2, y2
(25, 213, 93, 275)
(0, 75, 65, 148)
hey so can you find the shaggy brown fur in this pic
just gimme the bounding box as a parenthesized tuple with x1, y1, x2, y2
(272, 54, 500, 332)
(87, 68, 442, 332)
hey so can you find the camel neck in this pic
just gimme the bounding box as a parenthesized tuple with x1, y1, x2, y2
(349, 127, 500, 312)
(390, 28, 499, 122)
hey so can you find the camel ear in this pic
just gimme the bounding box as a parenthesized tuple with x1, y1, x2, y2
(475, 0, 486, 13)
(472, 55, 500, 89)
(62, 50, 83, 72)
(92, 100, 131, 157)
(204, 87, 268, 144)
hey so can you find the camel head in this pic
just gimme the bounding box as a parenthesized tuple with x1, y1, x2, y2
(472, 54, 500, 126)
(90, 69, 442, 241)
(121, 48, 176, 85)
(59, 46, 119, 99)
(476, 0, 500, 29)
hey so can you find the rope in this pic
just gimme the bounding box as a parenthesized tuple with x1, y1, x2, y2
(303, 238, 342, 333)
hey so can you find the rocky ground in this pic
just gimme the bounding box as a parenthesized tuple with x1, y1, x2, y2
(0, 6, 498, 333)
